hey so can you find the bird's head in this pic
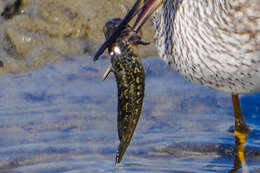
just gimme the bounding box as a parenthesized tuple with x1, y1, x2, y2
(93, 0, 163, 61)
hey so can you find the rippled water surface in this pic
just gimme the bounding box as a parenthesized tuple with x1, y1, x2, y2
(0, 56, 259, 173)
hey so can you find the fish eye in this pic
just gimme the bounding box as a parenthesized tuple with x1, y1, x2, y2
(110, 46, 122, 56)
(114, 46, 121, 54)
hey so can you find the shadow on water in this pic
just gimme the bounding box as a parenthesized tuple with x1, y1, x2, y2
(0, 57, 259, 173)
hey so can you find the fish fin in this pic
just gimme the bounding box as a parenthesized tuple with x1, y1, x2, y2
(103, 64, 113, 80)
(129, 34, 150, 45)
(135, 39, 150, 45)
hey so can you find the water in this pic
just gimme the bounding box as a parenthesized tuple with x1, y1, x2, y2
(0, 55, 259, 173)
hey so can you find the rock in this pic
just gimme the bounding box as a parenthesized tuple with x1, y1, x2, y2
(0, 54, 26, 73)
(0, 0, 156, 74)
(25, 47, 62, 67)
(1, 0, 22, 19)
(0, 60, 3, 67)
(5, 25, 82, 56)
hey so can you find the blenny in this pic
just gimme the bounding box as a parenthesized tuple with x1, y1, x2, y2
(102, 18, 148, 164)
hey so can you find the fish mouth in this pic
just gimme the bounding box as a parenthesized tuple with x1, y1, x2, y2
(93, 0, 162, 61)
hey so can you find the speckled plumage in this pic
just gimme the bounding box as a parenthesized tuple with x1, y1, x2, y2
(153, 0, 260, 93)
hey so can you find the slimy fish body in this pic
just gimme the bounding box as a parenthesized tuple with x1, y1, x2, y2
(103, 18, 148, 164)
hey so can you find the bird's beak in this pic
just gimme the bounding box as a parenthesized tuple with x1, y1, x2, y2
(133, 0, 163, 32)
(93, 0, 162, 61)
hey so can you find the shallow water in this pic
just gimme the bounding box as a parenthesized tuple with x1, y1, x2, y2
(0, 56, 259, 173)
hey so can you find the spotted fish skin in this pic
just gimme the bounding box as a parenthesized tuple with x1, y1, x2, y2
(103, 18, 146, 164)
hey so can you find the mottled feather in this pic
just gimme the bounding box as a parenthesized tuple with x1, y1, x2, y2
(153, 0, 260, 93)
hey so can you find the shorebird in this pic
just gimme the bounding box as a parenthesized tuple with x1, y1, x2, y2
(95, 0, 259, 132)
(93, 0, 259, 166)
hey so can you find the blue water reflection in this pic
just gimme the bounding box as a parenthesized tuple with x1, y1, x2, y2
(0, 56, 259, 173)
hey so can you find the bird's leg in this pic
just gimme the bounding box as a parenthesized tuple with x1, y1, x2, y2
(229, 94, 250, 173)
(232, 94, 250, 133)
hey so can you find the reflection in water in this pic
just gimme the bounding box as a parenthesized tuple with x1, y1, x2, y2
(229, 130, 249, 173)
(114, 130, 252, 173)
(114, 94, 254, 172)
(0, 57, 259, 172)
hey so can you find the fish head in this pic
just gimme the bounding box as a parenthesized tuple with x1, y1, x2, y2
(103, 18, 150, 57)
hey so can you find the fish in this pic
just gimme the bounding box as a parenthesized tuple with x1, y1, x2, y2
(102, 18, 148, 164)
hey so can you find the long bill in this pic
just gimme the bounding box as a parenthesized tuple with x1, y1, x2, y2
(93, 0, 162, 61)
(133, 0, 163, 32)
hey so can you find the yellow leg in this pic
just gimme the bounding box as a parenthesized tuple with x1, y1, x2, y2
(229, 130, 249, 173)
(229, 94, 250, 173)
(231, 94, 250, 133)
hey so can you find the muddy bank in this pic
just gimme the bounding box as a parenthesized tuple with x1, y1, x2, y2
(0, 0, 156, 74)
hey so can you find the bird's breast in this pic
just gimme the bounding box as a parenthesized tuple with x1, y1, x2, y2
(154, 0, 260, 94)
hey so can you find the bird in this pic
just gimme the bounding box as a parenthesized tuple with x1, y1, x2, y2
(136, 0, 260, 132)
(93, 0, 259, 166)
(95, 0, 259, 132)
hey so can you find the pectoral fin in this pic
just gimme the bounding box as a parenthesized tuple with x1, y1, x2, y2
(103, 65, 113, 80)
